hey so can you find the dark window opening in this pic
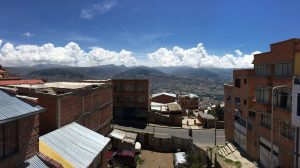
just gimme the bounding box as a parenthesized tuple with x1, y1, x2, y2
(244, 79, 247, 84)
(244, 99, 247, 105)
(235, 97, 241, 106)
(235, 79, 241, 88)
(249, 111, 256, 118)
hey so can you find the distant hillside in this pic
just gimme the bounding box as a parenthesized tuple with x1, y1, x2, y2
(25, 68, 89, 82)
(113, 66, 167, 79)
(6, 65, 230, 100)
(155, 66, 232, 79)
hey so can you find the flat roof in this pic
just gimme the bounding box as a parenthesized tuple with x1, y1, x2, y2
(11, 82, 105, 89)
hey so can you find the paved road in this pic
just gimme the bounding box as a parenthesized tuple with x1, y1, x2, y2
(113, 125, 225, 147)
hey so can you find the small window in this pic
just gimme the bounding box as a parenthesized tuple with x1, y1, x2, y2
(244, 79, 247, 84)
(235, 79, 241, 88)
(261, 114, 271, 129)
(244, 99, 247, 105)
(235, 97, 241, 106)
(279, 121, 294, 140)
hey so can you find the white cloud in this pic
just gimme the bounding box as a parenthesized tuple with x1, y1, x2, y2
(0, 39, 259, 68)
(0, 39, 2, 47)
(234, 49, 243, 56)
(0, 41, 137, 67)
(80, 0, 118, 19)
(22, 32, 34, 37)
(148, 43, 260, 68)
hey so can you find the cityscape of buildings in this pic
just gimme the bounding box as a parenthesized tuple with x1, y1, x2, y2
(2, 38, 300, 167)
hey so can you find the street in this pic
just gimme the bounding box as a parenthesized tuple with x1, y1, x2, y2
(113, 125, 225, 147)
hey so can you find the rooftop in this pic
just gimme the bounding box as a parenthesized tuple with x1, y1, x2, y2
(0, 79, 44, 86)
(167, 103, 182, 112)
(152, 92, 176, 98)
(13, 82, 105, 89)
(40, 122, 110, 168)
(0, 89, 44, 124)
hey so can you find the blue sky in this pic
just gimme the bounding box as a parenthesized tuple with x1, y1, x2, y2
(0, 0, 300, 67)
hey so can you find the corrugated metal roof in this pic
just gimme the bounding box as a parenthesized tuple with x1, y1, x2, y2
(109, 129, 137, 144)
(167, 103, 182, 112)
(199, 112, 215, 120)
(0, 90, 44, 124)
(40, 122, 110, 168)
(24, 155, 49, 168)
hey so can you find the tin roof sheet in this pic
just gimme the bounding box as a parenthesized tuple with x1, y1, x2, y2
(0, 90, 44, 123)
(24, 155, 49, 168)
(40, 122, 110, 168)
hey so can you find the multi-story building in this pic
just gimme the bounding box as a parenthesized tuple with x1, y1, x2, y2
(9, 82, 113, 136)
(0, 88, 45, 168)
(112, 79, 150, 123)
(178, 94, 199, 110)
(224, 38, 300, 168)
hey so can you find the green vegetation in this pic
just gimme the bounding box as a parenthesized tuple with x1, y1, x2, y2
(135, 155, 144, 165)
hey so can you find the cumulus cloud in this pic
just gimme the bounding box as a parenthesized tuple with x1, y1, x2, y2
(0, 39, 259, 68)
(234, 49, 243, 56)
(148, 43, 260, 68)
(22, 32, 34, 37)
(80, 0, 118, 19)
(0, 41, 137, 67)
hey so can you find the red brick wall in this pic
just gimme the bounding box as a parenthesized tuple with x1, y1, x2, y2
(0, 114, 39, 168)
(151, 95, 176, 104)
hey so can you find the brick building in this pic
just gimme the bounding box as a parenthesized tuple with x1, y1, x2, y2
(178, 94, 199, 110)
(112, 79, 150, 123)
(10, 82, 113, 136)
(151, 92, 176, 104)
(224, 39, 300, 167)
(0, 88, 45, 168)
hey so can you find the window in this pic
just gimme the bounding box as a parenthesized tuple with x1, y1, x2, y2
(0, 122, 18, 158)
(235, 79, 241, 88)
(244, 79, 247, 84)
(249, 111, 256, 118)
(298, 94, 300, 116)
(255, 65, 270, 76)
(138, 96, 145, 103)
(261, 114, 271, 129)
(256, 87, 269, 103)
(274, 91, 291, 109)
(124, 85, 134, 92)
(279, 121, 294, 140)
(137, 86, 145, 92)
(244, 99, 247, 105)
(125, 96, 134, 103)
(274, 63, 293, 77)
(235, 97, 241, 106)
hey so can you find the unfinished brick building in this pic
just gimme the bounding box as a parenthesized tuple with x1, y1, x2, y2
(224, 39, 300, 167)
(0, 88, 45, 168)
(10, 82, 113, 136)
(112, 79, 150, 123)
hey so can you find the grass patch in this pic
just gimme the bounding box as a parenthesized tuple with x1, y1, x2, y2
(136, 155, 144, 165)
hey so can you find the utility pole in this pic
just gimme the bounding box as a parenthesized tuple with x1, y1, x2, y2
(271, 85, 287, 168)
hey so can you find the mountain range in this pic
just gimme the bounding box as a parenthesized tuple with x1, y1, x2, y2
(6, 64, 233, 100)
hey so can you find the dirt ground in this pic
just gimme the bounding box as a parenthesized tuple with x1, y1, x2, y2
(137, 150, 174, 168)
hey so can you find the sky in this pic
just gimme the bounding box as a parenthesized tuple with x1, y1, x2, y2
(0, 0, 300, 68)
